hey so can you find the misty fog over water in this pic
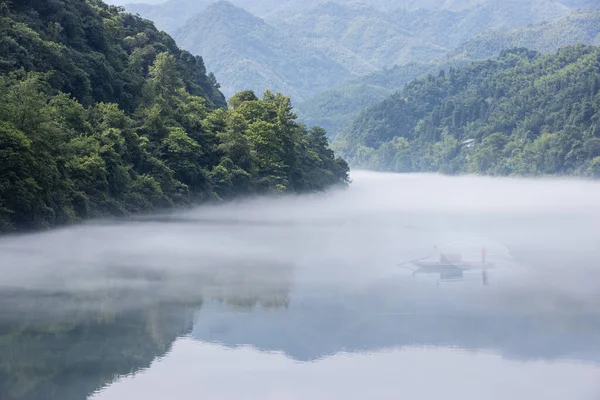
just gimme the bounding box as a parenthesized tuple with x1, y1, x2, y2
(2, 171, 600, 399)
(3, 171, 600, 302)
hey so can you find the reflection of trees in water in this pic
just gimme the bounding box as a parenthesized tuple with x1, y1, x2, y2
(0, 260, 293, 400)
(201, 259, 294, 310)
(0, 290, 198, 400)
(214, 292, 290, 309)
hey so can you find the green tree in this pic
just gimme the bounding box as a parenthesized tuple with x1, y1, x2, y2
(149, 52, 183, 99)
(0, 122, 41, 230)
(160, 127, 205, 191)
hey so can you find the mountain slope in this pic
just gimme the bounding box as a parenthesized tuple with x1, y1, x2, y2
(0, 0, 225, 110)
(278, 0, 578, 71)
(123, 0, 479, 32)
(298, 8, 600, 139)
(173, 1, 352, 100)
(295, 62, 452, 138)
(123, 0, 406, 32)
(125, 0, 211, 32)
(453, 9, 600, 60)
(0, 0, 349, 232)
(273, 2, 420, 75)
(334, 45, 600, 177)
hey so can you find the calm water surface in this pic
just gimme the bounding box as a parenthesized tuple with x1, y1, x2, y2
(2, 172, 600, 399)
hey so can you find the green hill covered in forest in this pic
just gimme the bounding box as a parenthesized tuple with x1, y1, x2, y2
(0, 0, 349, 232)
(298, 9, 600, 139)
(334, 45, 600, 177)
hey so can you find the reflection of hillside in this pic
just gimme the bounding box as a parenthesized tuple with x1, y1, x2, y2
(0, 260, 294, 400)
(204, 260, 293, 310)
(0, 291, 197, 400)
(192, 282, 600, 365)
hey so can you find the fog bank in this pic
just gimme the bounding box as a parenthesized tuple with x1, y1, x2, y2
(1, 171, 600, 318)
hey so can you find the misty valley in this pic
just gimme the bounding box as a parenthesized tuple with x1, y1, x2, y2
(2, 172, 600, 399)
(2, 0, 600, 398)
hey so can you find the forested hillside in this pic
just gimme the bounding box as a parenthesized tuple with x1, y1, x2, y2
(335, 45, 600, 177)
(298, 9, 600, 139)
(296, 63, 450, 139)
(0, 0, 225, 109)
(0, 0, 349, 232)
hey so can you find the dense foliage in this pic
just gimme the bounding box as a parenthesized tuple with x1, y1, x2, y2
(0, 0, 349, 232)
(298, 9, 600, 139)
(335, 45, 600, 178)
(0, 0, 225, 110)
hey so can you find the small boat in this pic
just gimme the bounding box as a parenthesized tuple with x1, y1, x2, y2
(400, 246, 493, 284)
(413, 252, 495, 270)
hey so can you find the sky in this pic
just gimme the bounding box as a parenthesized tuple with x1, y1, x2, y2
(107, 0, 165, 5)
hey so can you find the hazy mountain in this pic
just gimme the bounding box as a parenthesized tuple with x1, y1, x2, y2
(295, 63, 450, 138)
(559, 0, 600, 7)
(172, 1, 352, 100)
(123, 0, 395, 32)
(269, 0, 581, 70)
(452, 9, 600, 59)
(273, 2, 444, 75)
(128, 0, 599, 130)
(123, 0, 482, 32)
(125, 0, 212, 32)
(298, 8, 600, 138)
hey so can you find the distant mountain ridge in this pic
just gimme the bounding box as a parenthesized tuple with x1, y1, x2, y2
(127, 0, 598, 103)
(452, 8, 600, 59)
(172, 1, 352, 100)
(124, 0, 600, 31)
(126, 0, 600, 144)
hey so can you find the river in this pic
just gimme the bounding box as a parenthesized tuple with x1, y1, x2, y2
(1, 171, 600, 399)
